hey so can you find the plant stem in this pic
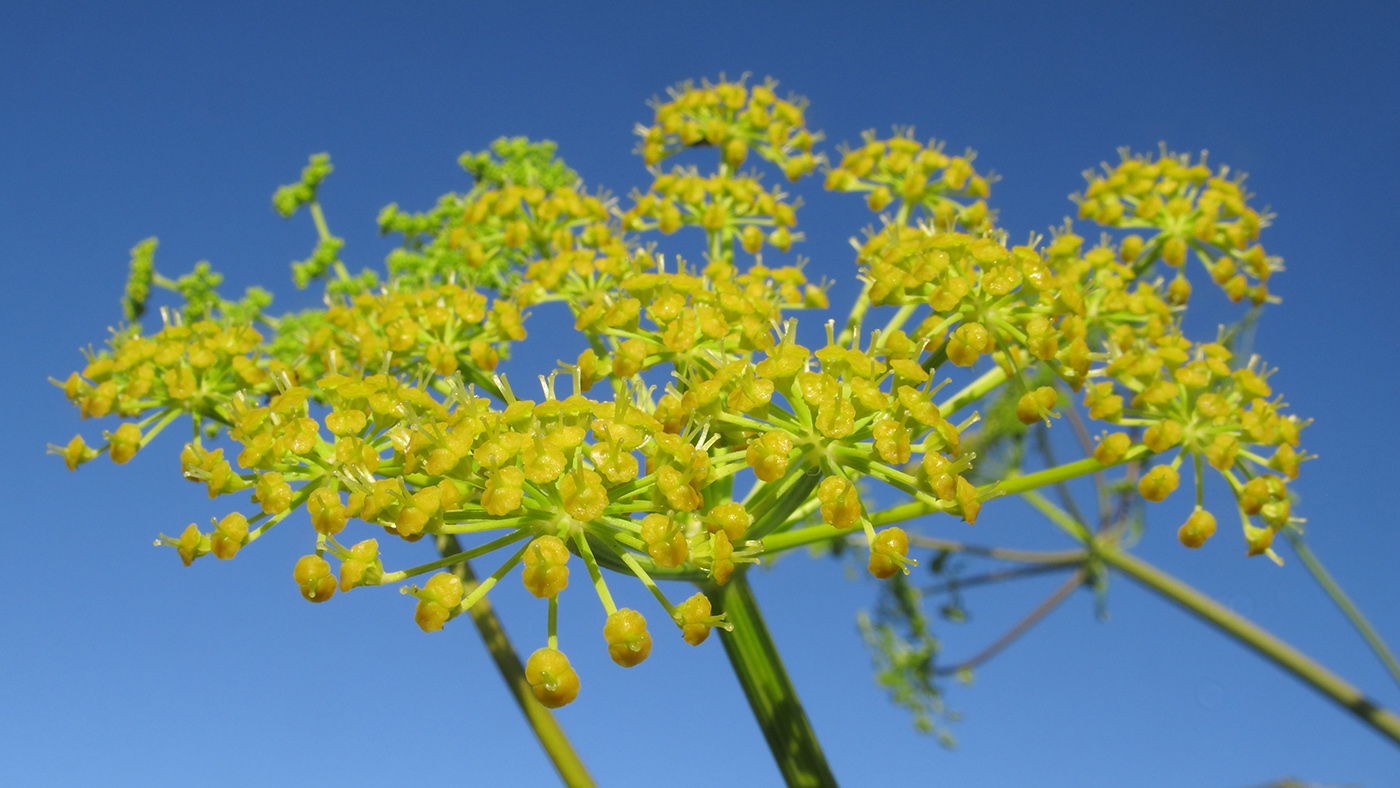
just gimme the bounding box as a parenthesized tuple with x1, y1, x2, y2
(906, 535, 1087, 565)
(837, 281, 872, 349)
(710, 571, 839, 788)
(437, 535, 596, 788)
(923, 562, 1079, 595)
(934, 568, 1087, 676)
(938, 365, 1008, 417)
(1094, 539, 1400, 748)
(994, 446, 1149, 498)
(1283, 530, 1400, 690)
(761, 523, 861, 554)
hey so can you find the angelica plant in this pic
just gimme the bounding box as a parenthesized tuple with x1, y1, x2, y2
(52, 76, 1400, 787)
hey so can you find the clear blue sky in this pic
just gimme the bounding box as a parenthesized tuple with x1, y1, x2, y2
(3, 2, 1398, 786)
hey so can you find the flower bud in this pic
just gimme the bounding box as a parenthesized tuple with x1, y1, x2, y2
(955, 475, 982, 524)
(1119, 234, 1144, 262)
(1268, 443, 1301, 480)
(175, 523, 211, 566)
(1138, 465, 1180, 502)
(414, 572, 464, 632)
(640, 513, 688, 568)
(1178, 509, 1217, 549)
(560, 468, 608, 522)
(868, 527, 912, 579)
(867, 186, 894, 212)
(679, 592, 717, 646)
(1094, 432, 1132, 465)
(108, 422, 143, 465)
(710, 531, 736, 585)
(294, 555, 337, 603)
(1084, 382, 1123, 422)
(522, 535, 570, 598)
(706, 502, 752, 541)
(817, 475, 862, 529)
(1162, 236, 1188, 267)
(745, 430, 793, 482)
(1167, 274, 1192, 305)
(1239, 475, 1276, 515)
(254, 472, 293, 515)
(1143, 419, 1183, 454)
(1205, 433, 1239, 470)
(525, 648, 580, 708)
(482, 466, 526, 516)
(210, 512, 248, 560)
(60, 434, 99, 471)
(339, 539, 384, 591)
(740, 224, 765, 254)
(308, 487, 349, 536)
(723, 138, 748, 168)
(1015, 386, 1058, 425)
(604, 609, 653, 667)
(1245, 524, 1275, 558)
(946, 322, 990, 367)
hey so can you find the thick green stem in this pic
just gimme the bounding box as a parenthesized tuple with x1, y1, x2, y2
(437, 536, 596, 788)
(710, 571, 839, 788)
(1095, 540, 1400, 748)
(762, 523, 861, 554)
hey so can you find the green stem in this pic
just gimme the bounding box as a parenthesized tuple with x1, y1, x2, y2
(905, 535, 1087, 565)
(1095, 539, 1400, 748)
(937, 365, 1008, 417)
(710, 571, 839, 788)
(309, 201, 333, 241)
(761, 522, 862, 555)
(1284, 530, 1400, 690)
(1020, 489, 1093, 543)
(436, 535, 596, 788)
(381, 530, 529, 582)
(878, 304, 918, 341)
(842, 447, 1148, 540)
(993, 445, 1150, 498)
(923, 562, 1081, 595)
(837, 281, 872, 349)
(934, 568, 1087, 676)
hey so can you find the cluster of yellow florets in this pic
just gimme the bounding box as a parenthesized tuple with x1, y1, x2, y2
(826, 129, 994, 232)
(53, 76, 1311, 710)
(1089, 336, 1306, 558)
(1076, 148, 1280, 305)
(637, 76, 819, 179)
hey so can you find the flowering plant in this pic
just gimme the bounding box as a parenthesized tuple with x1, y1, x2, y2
(52, 76, 1399, 786)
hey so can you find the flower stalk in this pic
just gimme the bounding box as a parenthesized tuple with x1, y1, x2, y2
(1095, 539, 1400, 747)
(436, 535, 596, 788)
(711, 571, 838, 788)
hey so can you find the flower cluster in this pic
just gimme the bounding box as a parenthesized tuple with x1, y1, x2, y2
(825, 129, 994, 232)
(53, 76, 1310, 710)
(1075, 148, 1281, 305)
(636, 76, 820, 179)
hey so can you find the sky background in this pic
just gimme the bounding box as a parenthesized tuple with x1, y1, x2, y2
(3, 1, 1399, 786)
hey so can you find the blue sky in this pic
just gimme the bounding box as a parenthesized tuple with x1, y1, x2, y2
(3, 1, 1398, 785)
